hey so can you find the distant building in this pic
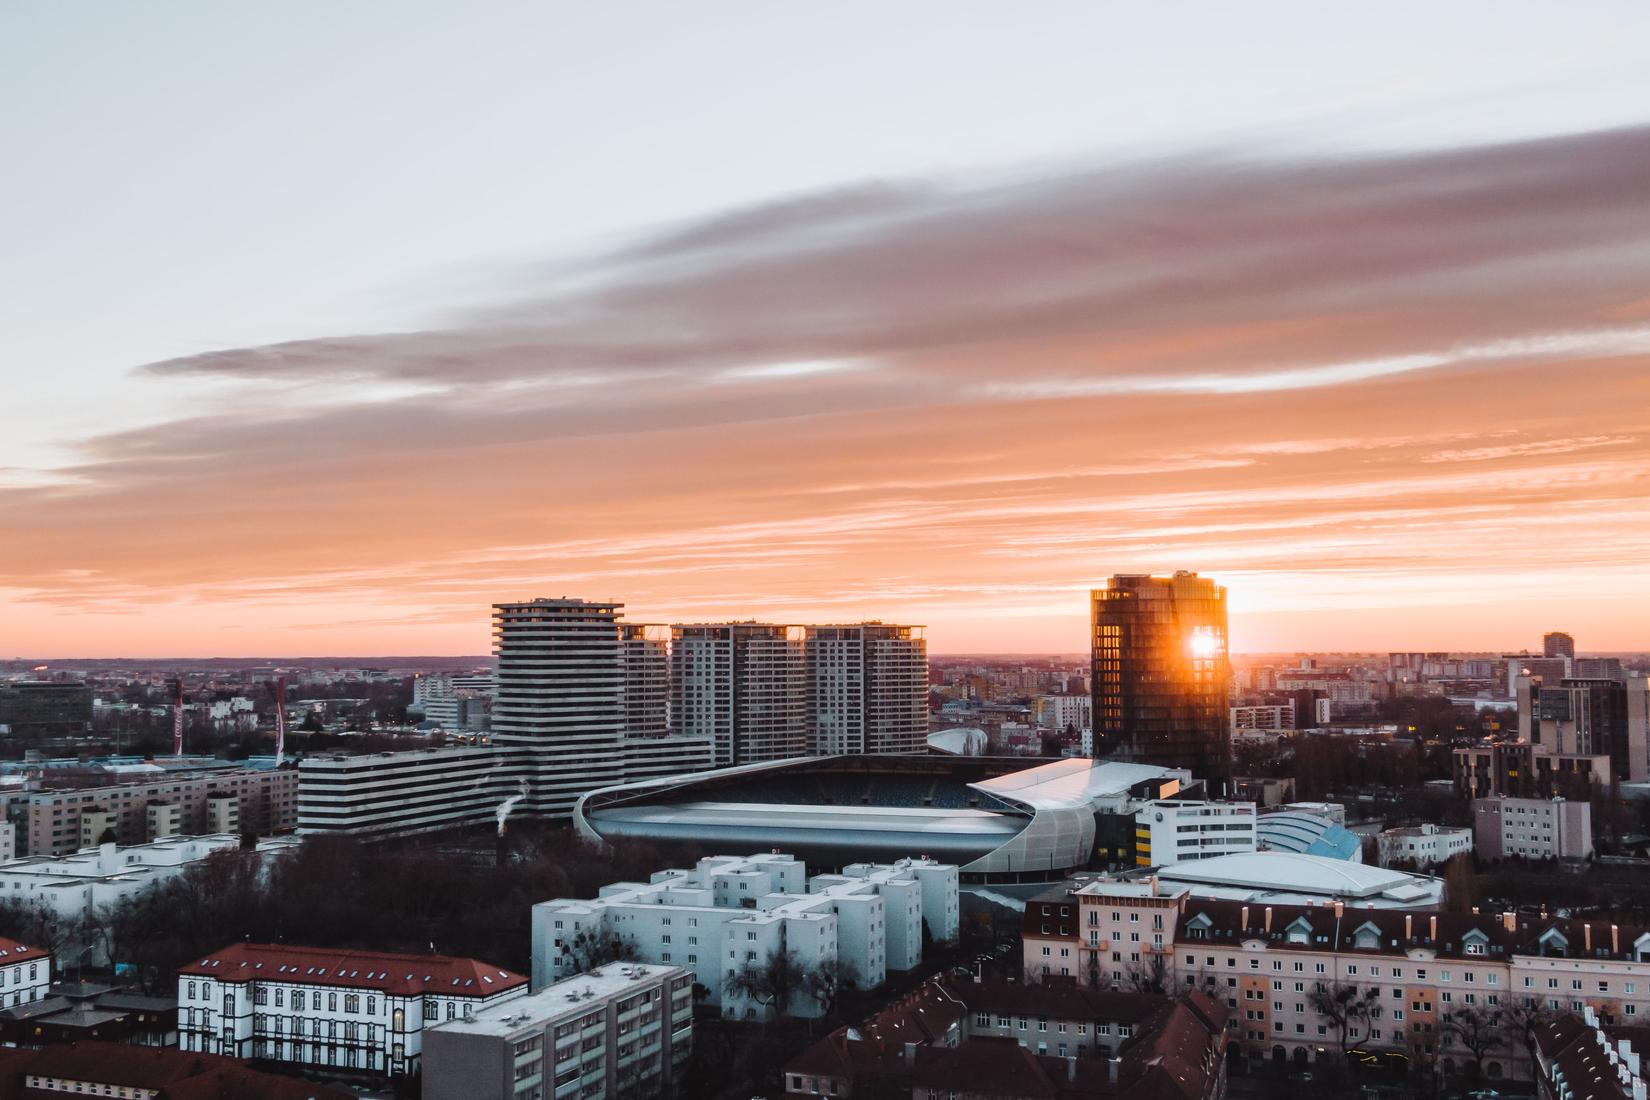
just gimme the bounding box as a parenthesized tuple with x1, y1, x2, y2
(1453, 740, 1611, 800)
(177, 942, 528, 1076)
(1279, 800, 1346, 826)
(24, 768, 297, 857)
(1092, 573, 1231, 790)
(1506, 655, 1571, 695)
(423, 963, 692, 1100)
(532, 853, 958, 1019)
(670, 623, 807, 766)
(1518, 675, 1650, 782)
(1230, 703, 1294, 733)
(298, 747, 509, 839)
(0, 681, 92, 736)
(0, 1040, 354, 1100)
(1545, 632, 1577, 661)
(806, 623, 929, 756)
(1474, 795, 1593, 861)
(1256, 809, 1363, 862)
(0, 980, 176, 1047)
(1133, 801, 1255, 866)
(1231, 776, 1292, 807)
(1375, 823, 1473, 868)
(1035, 693, 1093, 732)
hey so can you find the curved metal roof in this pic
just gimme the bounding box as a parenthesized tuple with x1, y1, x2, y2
(1255, 811, 1362, 861)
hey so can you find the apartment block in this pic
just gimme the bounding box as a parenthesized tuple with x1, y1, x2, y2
(531, 853, 958, 1020)
(178, 943, 528, 1076)
(1376, 823, 1473, 868)
(423, 963, 692, 1100)
(25, 768, 298, 856)
(806, 623, 928, 756)
(670, 623, 807, 766)
(1474, 795, 1594, 860)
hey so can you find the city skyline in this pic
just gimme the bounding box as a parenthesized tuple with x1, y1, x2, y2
(6, 7, 1650, 658)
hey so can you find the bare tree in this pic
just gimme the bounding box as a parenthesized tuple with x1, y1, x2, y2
(1441, 1003, 1502, 1082)
(725, 949, 810, 1019)
(1310, 981, 1382, 1053)
(1123, 953, 1167, 994)
(564, 926, 640, 973)
(804, 958, 859, 1019)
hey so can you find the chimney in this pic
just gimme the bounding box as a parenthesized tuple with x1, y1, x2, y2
(1148, 875, 1158, 897)
(1503, 911, 1517, 933)
(903, 1041, 917, 1066)
(1241, 905, 1249, 931)
(1108, 1056, 1122, 1085)
(1066, 1055, 1078, 1082)
(1334, 900, 1344, 920)
(1429, 915, 1437, 942)
(1586, 924, 1593, 952)
(1405, 915, 1413, 940)
(1264, 907, 1273, 933)
(1615, 925, 1621, 954)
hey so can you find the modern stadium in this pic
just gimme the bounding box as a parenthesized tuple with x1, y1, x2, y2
(573, 753, 1193, 890)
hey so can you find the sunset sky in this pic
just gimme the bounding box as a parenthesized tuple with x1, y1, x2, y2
(5, 4, 1650, 657)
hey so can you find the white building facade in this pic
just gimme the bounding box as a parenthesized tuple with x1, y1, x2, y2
(531, 853, 958, 1020)
(1376, 823, 1474, 868)
(0, 935, 51, 1009)
(177, 943, 527, 1077)
(670, 623, 807, 766)
(1134, 800, 1257, 866)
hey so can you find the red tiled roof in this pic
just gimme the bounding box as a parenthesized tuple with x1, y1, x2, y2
(0, 937, 50, 966)
(914, 1038, 1059, 1098)
(177, 942, 526, 998)
(0, 1041, 348, 1098)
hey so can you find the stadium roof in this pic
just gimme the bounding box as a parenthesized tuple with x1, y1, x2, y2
(970, 758, 1185, 808)
(1255, 810, 1362, 861)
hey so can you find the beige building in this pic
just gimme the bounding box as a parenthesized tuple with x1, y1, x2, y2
(1023, 879, 1650, 1082)
(26, 768, 297, 856)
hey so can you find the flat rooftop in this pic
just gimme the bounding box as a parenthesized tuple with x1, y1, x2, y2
(429, 963, 685, 1038)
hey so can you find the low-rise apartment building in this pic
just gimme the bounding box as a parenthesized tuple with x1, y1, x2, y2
(177, 943, 528, 1077)
(1376, 823, 1474, 868)
(531, 853, 958, 1020)
(1474, 795, 1593, 860)
(1022, 878, 1650, 1082)
(423, 963, 692, 1100)
(25, 767, 297, 856)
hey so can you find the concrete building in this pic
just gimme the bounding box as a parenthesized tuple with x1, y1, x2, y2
(1545, 632, 1577, 661)
(298, 747, 511, 839)
(1454, 740, 1612, 800)
(412, 672, 495, 731)
(0, 681, 92, 736)
(177, 942, 528, 1076)
(24, 768, 298, 857)
(531, 853, 959, 1020)
(0, 1041, 355, 1100)
(1508, 655, 1572, 695)
(1375, 823, 1473, 868)
(492, 598, 628, 819)
(1034, 693, 1093, 733)
(1134, 801, 1256, 866)
(670, 623, 807, 766)
(806, 623, 928, 756)
(621, 623, 670, 740)
(423, 963, 692, 1100)
(1092, 573, 1232, 790)
(1474, 795, 1593, 860)
(1231, 703, 1296, 734)
(1518, 675, 1650, 782)
(0, 935, 52, 1010)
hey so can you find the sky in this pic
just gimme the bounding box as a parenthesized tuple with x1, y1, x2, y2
(4, 3, 1650, 657)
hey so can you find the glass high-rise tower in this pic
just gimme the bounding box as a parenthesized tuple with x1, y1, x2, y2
(1091, 572, 1231, 790)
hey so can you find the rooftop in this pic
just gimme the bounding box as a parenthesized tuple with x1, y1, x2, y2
(428, 963, 687, 1038)
(178, 942, 527, 998)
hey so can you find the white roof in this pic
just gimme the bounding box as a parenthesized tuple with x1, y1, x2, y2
(970, 758, 1182, 809)
(1156, 852, 1440, 904)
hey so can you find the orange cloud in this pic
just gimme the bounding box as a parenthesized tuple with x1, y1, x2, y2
(4, 127, 1650, 656)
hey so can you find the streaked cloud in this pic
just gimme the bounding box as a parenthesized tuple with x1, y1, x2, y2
(4, 125, 1650, 654)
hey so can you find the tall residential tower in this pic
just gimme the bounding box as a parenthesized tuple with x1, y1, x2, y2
(669, 623, 806, 766)
(806, 623, 928, 756)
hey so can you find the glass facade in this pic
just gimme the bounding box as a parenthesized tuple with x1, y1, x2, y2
(1090, 572, 1231, 790)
